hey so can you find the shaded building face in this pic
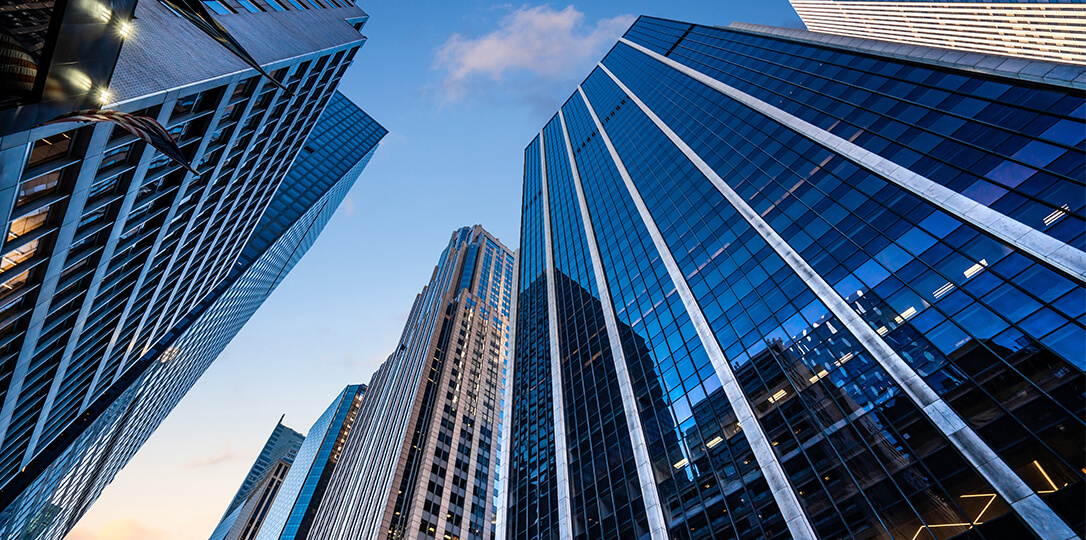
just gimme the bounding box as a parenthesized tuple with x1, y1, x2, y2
(0, 0, 137, 136)
(503, 16, 1083, 540)
(0, 7, 386, 528)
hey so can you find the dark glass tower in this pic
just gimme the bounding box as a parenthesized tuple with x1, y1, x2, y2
(502, 16, 1083, 540)
(0, 87, 386, 539)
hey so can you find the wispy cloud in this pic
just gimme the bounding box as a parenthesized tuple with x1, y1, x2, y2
(340, 194, 356, 216)
(67, 518, 165, 540)
(184, 443, 242, 468)
(434, 4, 634, 103)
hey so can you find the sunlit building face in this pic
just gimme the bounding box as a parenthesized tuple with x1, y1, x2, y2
(789, 0, 1086, 65)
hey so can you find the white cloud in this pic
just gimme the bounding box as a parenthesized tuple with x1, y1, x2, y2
(340, 193, 356, 216)
(434, 5, 634, 101)
(184, 443, 242, 467)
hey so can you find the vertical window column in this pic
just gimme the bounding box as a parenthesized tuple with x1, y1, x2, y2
(538, 130, 574, 540)
(557, 109, 668, 540)
(598, 58, 1077, 540)
(494, 255, 517, 540)
(576, 85, 818, 540)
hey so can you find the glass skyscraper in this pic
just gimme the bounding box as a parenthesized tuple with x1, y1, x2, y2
(0, 23, 387, 531)
(253, 384, 366, 540)
(210, 418, 306, 540)
(309, 225, 515, 540)
(502, 16, 1083, 540)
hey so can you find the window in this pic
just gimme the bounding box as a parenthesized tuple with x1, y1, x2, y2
(98, 144, 132, 172)
(0, 239, 40, 272)
(89, 173, 124, 200)
(171, 94, 199, 119)
(202, 0, 234, 14)
(27, 132, 73, 169)
(238, 0, 262, 11)
(17, 171, 62, 206)
(0, 269, 31, 302)
(78, 205, 109, 230)
(8, 206, 50, 241)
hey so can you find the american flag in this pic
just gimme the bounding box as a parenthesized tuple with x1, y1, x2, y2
(44, 109, 199, 175)
(0, 32, 36, 97)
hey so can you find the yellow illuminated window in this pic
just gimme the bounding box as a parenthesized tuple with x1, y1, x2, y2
(0, 239, 40, 272)
(7, 206, 50, 241)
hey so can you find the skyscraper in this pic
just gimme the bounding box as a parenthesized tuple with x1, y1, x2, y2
(253, 384, 366, 540)
(0, 0, 387, 527)
(503, 15, 1083, 540)
(789, 0, 1086, 65)
(210, 418, 306, 540)
(309, 225, 515, 540)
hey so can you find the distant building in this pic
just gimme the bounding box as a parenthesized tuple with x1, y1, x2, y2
(209, 418, 305, 540)
(0, 1, 387, 528)
(254, 384, 366, 540)
(501, 15, 1083, 540)
(790, 0, 1086, 65)
(309, 226, 516, 540)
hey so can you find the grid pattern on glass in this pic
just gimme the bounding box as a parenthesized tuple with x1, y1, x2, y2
(0, 39, 364, 500)
(506, 136, 561, 540)
(628, 17, 1086, 250)
(599, 32, 1081, 534)
(603, 34, 1086, 533)
(580, 61, 1024, 540)
(0, 125, 366, 540)
(542, 114, 648, 539)
(560, 90, 787, 540)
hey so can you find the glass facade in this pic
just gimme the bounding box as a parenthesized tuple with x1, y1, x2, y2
(253, 385, 365, 540)
(504, 138, 562, 540)
(0, 74, 385, 539)
(503, 16, 1083, 540)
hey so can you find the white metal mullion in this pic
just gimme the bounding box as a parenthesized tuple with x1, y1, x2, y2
(557, 109, 668, 539)
(620, 37, 1085, 286)
(600, 58, 1076, 540)
(576, 84, 819, 540)
(538, 130, 574, 540)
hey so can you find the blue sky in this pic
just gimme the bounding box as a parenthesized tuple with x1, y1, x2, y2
(70, 2, 801, 538)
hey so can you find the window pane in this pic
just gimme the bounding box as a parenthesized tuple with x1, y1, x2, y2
(0, 239, 40, 272)
(17, 171, 62, 205)
(27, 132, 73, 169)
